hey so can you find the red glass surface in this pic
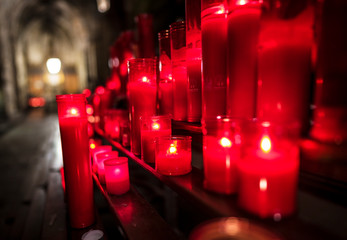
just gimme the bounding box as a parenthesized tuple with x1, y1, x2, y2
(92, 145, 112, 173)
(171, 21, 188, 121)
(155, 136, 192, 176)
(104, 109, 128, 141)
(56, 94, 95, 228)
(186, 0, 202, 122)
(226, 0, 260, 118)
(238, 121, 299, 218)
(136, 14, 155, 58)
(127, 58, 157, 155)
(96, 151, 119, 184)
(104, 157, 130, 195)
(201, 1, 228, 120)
(203, 117, 241, 194)
(141, 115, 172, 163)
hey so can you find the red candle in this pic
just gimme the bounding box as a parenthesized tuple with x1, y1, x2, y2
(95, 151, 119, 184)
(92, 145, 112, 173)
(201, 1, 227, 120)
(127, 58, 157, 155)
(155, 136, 192, 176)
(158, 79, 173, 115)
(203, 117, 241, 194)
(226, 0, 260, 118)
(238, 121, 299, 218)
(56, 94, 95, 228)
(186, 0, 202, 123)
(104, 109, 128, 141)
(256, 4, 313, 135)
(104, 157, 130, 195)
(170, 21, 188, 121)
(141, 115, 172, 163)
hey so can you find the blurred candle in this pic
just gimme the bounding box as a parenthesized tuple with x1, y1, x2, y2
(158, 30, 173, 115)
(227, 0, 260, 118)
(96, 151, 119, 184)
(141, 115, 172, 163)
(104, 157, 130, 195)
(257, 1, 313, 135)
(170, 21, 188, 121)
(127, 58, 157, 155)
(203, 117, 241, 194)
(92, 145, 112, 173)
(56, 94, 95, 228)
(155, 136, 192, 176)
(201, 0, 227, 120)
(238, 121, 299, 218)
(186, 0, 202, 122)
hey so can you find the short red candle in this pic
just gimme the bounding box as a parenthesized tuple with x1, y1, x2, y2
(127, 58, 157, 155)
(104, 157, 130, 195)
(92, 145, 112, 173)
(226, 0, 260, 118)
(95, 151, 119, 184)
(201, 1, 227, 119)
(170, 21, 188, 121)
(56, 94, 95, 228)
(141, 115, 172, 163)
(155, 136, 192, 176)
(238, 121, 299, 218)
(203, 117, 241, 194)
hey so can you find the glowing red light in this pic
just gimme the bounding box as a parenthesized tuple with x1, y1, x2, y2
(260, 136, 271, 153)
(96, 86, 105, 95)
(141, 76, 149, 83)
(93, 95, 101, 106)
(86, 105, 94, 115)
(82, 89, 91, 98)
(259, 178, 267, 191)
(90, 143, 96, 149)
(261, 121, 271, 127)
(152, 122, 160, 130)
(220, 137, 232, 148)
(169, 144, 177, 154)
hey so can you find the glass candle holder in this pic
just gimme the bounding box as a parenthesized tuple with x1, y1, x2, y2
(256, 0, 314, 136)
(202, 116, 242, 194)
(155, 136, 192, 176)
(56, 94, 95, 228)
(136, 14, 155, 58)
(141, 115, 172, 163)
(226, 0, 260, 119)
(127, 58, 157, 155)
(186, 0, 202, 123)
(238, 120, 299, 218)
(104, 109, 128, 141)
(170, 21, 188, 121)
(104, 157, 130, 195)
(201, 0, 228, 120)
(121, 120, 130, 147)
(310, 0, 347, 143)
(95, 151, 119, 184)
(92, 145, 112, 173)
(158, 29, 173, 115)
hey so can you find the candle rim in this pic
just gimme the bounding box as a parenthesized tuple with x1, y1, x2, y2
(56, 94, 86, 102)
(96, 150, 119, 160)
(104, 157, 128, 166)
(155, 135, 192, 141)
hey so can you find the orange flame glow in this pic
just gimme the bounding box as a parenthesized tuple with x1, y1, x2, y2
(260, 136, 271, 153)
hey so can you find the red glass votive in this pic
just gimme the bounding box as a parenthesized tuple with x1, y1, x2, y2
(170, 21, 188, 121)
(158, 30, 173, 115)
(256, 1, 313, 135)
(201, 0, 227, 120)
(95, 151, 119, 184)
(226, 0, 260, 119)
(56, 94, 95, 228)
(141, 115, 172, 163)
(104, 109, 128, 141)
(127, 58, 157, 155)
(203, 116, 241, 194)
(120, 121, 130, 147)
(186, 0, 202, 123)
(104, 157, 130, 195)
(155, 136, 192, 176)
(238, 120, 299, 218)
(92, 145, 112, 173)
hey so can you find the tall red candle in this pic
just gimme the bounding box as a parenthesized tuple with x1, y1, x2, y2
(203, 117, 241, 194)
(227, 0, 260, 118)
(127, 58, 157, 155)
(56, 94, 95, 228)
(141, 115, 172, 163)
(238, 121, 299, 218)
(171, 21, 188, 121)
(186, 0, 202, 123)
(201, 1, 227, 120)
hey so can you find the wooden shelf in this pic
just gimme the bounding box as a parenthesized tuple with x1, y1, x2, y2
(95, 127, 347, 240)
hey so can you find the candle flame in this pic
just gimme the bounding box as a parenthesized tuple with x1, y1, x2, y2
(260, 136, 271, 153)
(220, 137, 232, 148)
(90, 143, 96, 149)
(115, 168, 120, 174)
(152, 122, 160, 130)
(169, 144, 177, 154)
(259, 178, 267, 191)
(216, 6, 226, 14)
(70, 108, 78, 116)
(141, 76, 149, 83)
(237, 0, 247, 5)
